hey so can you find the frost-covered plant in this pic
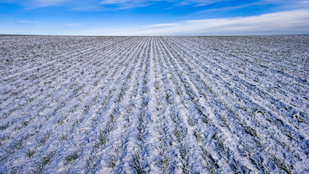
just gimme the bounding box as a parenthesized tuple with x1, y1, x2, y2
(273, 155, 292, 174)
(36, 155, 51, 172)
(15, 139, 23, 150)
(26, 149, 35, 158)
(99, 130, 107, 146)
(130, 151, 145, 174)
(188, 117, 196, 127)
(174, 126, 187, 143)
(176, 88, 183, 96)
(22, 121, 28, 127)
(156, 153, 169, 174)
(166, 93, 172, 104)
(155, 81, 160, 90)
(193, 130, 202, 142)
(0, 123, 9, 130)
(65, 151, 79, 164)
(170, 113, 179, 124)
(107, 155, 117, 168)
(59, 134, 68, 141)
(179, 144, 190, 174)
(138, 118, 145, 143)
(40, 133, 50, 145)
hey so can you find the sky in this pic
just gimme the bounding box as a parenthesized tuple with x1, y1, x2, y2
(0, 0, 309, 35)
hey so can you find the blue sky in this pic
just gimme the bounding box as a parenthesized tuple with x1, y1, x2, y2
(0, 0, 309, 35)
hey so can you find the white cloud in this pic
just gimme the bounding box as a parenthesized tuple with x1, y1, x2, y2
(133, 9, 309, 35)
(18, 20, 37, 23)
(25, 0, 70, 8)
(100, 0, 130, 5)
(2, 0, 309, 11)
(8, 0, 229, 10)
(99, 0, 156, 9)
(14, 0, 153, 9)
(178, 0, 228, 6)
(145, 23, 179, 28)
(66, 23, 84, 26)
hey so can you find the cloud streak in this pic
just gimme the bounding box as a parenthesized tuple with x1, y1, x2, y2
(66, 23, 84, 27)
(24, 0, 70, 8)
(145, 23, 179, 28)
(177, 0, 228, 6)
(18, 20, 37, 23)
(133, 9, 309, 35)
(2, 0, 309, 11)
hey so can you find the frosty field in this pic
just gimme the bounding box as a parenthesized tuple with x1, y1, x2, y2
(0, 35, 309, 173)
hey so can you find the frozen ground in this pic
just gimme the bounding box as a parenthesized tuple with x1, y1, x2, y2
(0, 35, 308, 173)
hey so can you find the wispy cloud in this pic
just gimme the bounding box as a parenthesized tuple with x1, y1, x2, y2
(263, 0, 309, 9)
(1, 0, 93, 9)
(66, 23, 84, 27)
(100, 0, 131, 4)
(100, 0, 231, 9)
(133, 9, 309, 35)
(0, 0, 236, 10)
(145, 23, 179, 28)
(18, 20, 37, 23)
(177, 0, 228, 6)
(194, 0, 309, 15)
(0, 0, 16, 2)
(24, 0, 70, 8)
(1, 0, 153, 10)
(100, 0, 155, 10)
(2, 0, 309, 11)
(198, 1, 261, 14)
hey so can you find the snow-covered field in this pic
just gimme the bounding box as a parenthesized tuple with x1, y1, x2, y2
(0, 35, 308, 173)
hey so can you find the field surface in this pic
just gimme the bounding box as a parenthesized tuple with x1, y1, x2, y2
(0, 35, 309, 173)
